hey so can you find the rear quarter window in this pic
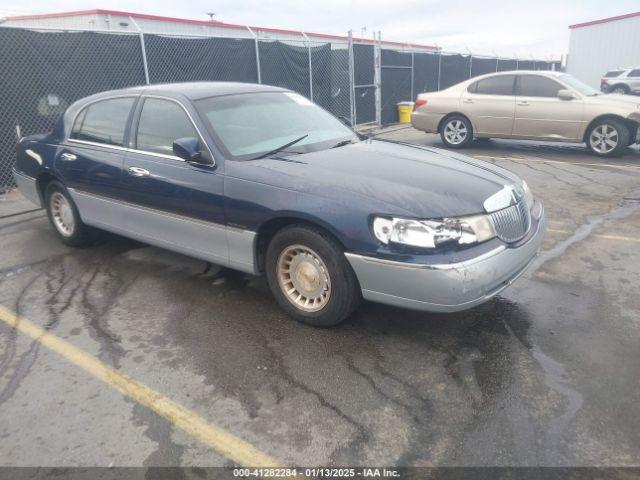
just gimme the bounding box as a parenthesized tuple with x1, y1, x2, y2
(70, 97, 135, 147)
(604, 70, 624, 77)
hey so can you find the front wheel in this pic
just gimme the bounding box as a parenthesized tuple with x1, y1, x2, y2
(586, 119, 629, 158)
(440, 115, 473, 148)
(265, 225, 361, 327)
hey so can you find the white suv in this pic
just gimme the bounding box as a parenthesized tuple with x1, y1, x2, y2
(600, 67, 640, 95)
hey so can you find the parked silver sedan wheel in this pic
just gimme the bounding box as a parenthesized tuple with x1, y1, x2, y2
(440, 115, 473, 148)
(586, 119, 629, 158)
(265, 224, 361, 327)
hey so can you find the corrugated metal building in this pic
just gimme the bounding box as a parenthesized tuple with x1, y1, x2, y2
(567, 11, 640, 88)
(0, 9, 439, 51)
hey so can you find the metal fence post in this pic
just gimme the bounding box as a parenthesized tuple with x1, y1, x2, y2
(437, 51, 442, 90)
(374, 31, 382, 126)
(347, 30, 356, 125)
(302, 32, 313, 100)
(247, 26, 261, 84)
(130, 16, 150, 84)
(410, 50, 415, 100)
(496, 57, 499, 72)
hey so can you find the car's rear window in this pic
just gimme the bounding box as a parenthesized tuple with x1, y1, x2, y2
(604, 70, 624, 77)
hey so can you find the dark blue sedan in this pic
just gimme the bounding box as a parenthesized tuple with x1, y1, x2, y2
(13, 82, 545, 326)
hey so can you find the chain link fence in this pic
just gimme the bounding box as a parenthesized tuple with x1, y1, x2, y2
(0, 24, 560, 192)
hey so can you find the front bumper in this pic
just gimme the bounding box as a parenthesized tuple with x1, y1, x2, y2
(345, 205, 546, 313)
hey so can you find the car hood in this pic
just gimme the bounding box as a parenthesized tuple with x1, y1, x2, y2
(237, 140, 521, 218)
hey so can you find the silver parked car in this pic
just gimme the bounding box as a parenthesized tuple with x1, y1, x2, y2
(600, 67, 640, 95)
(411, 71, 640, 157)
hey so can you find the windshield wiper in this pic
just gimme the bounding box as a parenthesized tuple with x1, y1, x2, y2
(331, 139, 355, 148)
(250, 134, 309, 160)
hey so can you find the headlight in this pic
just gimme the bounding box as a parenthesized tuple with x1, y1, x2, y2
(372, 214, 496, 248)
(522, 180, 534, 208)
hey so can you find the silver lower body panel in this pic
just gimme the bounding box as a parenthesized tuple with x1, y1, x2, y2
(12, 170, 42, 207)
(345, 209, 546, 313)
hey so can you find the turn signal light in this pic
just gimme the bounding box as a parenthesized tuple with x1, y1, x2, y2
(415, 98, 428, 108)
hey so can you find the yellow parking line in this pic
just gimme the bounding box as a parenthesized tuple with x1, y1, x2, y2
(547, 228, 640, 243)
(0, 304, 281, 468)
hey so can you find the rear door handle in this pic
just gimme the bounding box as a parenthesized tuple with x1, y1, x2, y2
(128, 166, 150, 177)
(463, 98, 474, 104)
(517, 101, 529, 106)
(60, 153, 77, 161)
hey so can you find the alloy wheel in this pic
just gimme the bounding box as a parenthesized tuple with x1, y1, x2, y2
(50, 191, 75, 237)
(444, 119, 468, 145)
(589, 124, 619, 155)
(277, 244, 331, 312)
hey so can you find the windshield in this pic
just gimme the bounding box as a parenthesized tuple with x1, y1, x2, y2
(195, 92, 358, 160)
(559, 74, 601, 96)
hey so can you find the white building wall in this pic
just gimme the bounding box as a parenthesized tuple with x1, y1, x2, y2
(567, 15, 640, 88)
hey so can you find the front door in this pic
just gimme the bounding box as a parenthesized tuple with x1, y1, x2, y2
(118, 96, 229, 267)
(513, 74, 584, 141)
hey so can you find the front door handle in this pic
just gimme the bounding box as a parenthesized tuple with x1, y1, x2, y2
(60, 153, 77, 161)
(128, 166, 150, 177)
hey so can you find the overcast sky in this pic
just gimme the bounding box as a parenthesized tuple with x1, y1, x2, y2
(1, 0, 638, 58)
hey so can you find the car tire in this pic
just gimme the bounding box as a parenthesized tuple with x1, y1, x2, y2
(586, 119, 630, 158)
(265, 224, 361, 327)
(45, 180, 94, 247)
(440, 115, 473, 149)
(611, 85, 629, 95)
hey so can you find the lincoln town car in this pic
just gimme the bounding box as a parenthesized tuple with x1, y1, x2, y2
(13, 82, 545, 326)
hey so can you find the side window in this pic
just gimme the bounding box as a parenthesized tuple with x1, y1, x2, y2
(628, 69, 640, 77)
(71, 97, 135, 146)
(516, 75, 564, 97)
(474, 75, 515, 95)
(136, 98, 198, 156)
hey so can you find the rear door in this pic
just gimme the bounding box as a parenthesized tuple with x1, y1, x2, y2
(461, 74, 516, 136)
(58, 96, 137, 199)
(117, 96, 228, 266)
(513, 74, 584, 141)
(627, 68, 640, 94)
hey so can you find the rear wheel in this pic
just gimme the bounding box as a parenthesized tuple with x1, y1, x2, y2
(586, 119, 629, 158)
(265, 224, 360, 327)
(611, 85, 629, 95)
(440, 115, 473, 148)
(45, 181, 94, 247)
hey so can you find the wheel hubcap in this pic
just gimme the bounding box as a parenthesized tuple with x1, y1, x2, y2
(589, 124, 618, 154)
(50, 192, 75, 237)
(277, 245, 331, 312)
(444, 120, 468, 145)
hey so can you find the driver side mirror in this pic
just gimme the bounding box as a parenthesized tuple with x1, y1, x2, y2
(173, 137, 211, 165)
(558, 89, 576, 101)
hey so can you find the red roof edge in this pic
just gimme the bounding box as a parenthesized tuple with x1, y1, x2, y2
(569, 11, 640, 29)
(4, 9, 439, 50)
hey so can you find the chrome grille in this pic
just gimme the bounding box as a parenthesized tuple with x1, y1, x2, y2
(490, 199, 531, 243)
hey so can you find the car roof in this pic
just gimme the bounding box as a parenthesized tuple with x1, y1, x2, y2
(80, 82, 289, 103)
